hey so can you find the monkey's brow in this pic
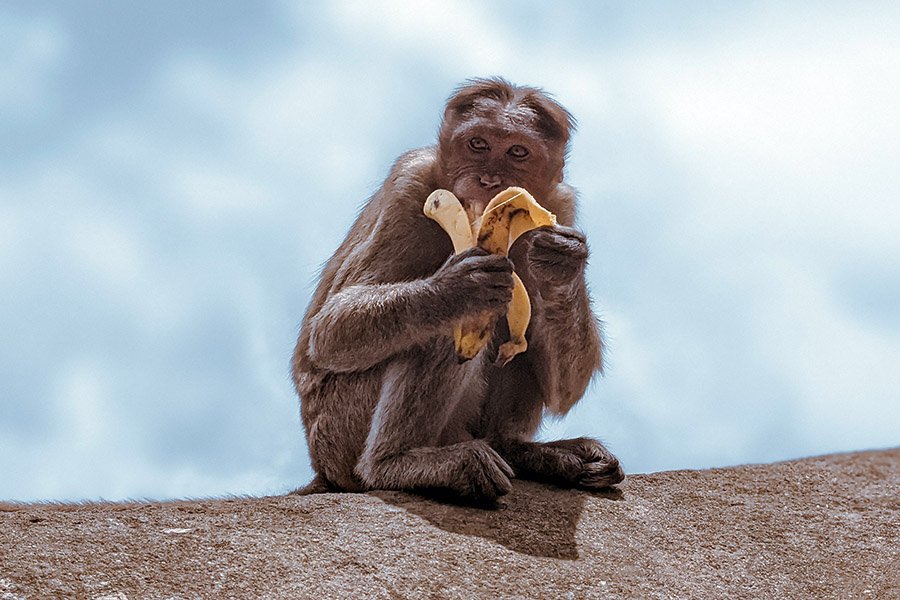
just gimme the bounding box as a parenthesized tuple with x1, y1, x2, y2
(450, 120, 542, 143)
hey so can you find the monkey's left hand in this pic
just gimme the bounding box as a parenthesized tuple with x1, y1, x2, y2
(526, 226, 588, 289)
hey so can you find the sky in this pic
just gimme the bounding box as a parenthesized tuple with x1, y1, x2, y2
(1, 1, 898, 502)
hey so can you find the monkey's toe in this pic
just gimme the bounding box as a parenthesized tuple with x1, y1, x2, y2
(460, 442, 514, 500)
(545, 437, 614, 463)
(463, 467, 512, 501)
(578, 458, 625, 489)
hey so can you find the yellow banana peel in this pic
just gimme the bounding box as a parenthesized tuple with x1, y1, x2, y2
(423, 186, 557, 366)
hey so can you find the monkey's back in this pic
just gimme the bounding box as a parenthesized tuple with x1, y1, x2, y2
(291, 147, 452, 489)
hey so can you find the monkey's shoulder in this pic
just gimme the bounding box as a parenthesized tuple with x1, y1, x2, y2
(362, 145, 446, 251)
(323, 147, 447, 289)
(545, 182, 579, 228)
(388, 146, 437, 181)
(350, 147, 437, 225)
(377, 147, 438, 207)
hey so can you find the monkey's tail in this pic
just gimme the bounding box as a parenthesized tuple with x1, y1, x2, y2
(289, 473, 334, 496)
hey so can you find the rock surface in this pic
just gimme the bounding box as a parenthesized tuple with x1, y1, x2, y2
(1, 449, 898, 599)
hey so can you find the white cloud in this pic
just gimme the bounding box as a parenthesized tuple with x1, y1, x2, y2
(65, 216, 146, 289)
(3, 1, 899, 501)
(152, 55, 390, 259)
(53, 359, 110, 449)
(172, 162, 273, 216)
(242, 59, 385, 176)
(0, 13, 66, 113)
(324, 0, 513, 74)
(0, 205, 20, 273)
(752, 257, 900, 446)
(635, 19, 900, 253)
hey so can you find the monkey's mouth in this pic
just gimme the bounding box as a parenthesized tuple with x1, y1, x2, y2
(452, 178, 499, 224)
(461, 197, 490, 226)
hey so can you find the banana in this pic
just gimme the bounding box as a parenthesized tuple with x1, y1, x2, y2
(423, 190, 489, 359)
(422, 189, 475, 253)
(477, 187, 557, 366)
(424, 187, 557, 366)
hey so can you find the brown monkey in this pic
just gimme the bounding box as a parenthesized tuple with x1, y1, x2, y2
(292, 77, 623, 502)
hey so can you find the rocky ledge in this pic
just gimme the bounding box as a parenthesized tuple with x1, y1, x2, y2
(1, 449, 898, 599)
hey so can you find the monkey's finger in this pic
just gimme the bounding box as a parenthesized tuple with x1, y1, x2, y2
(469, 468, 508, 499)
(475, 266, 515, 284)
(479, 283, 512, 297)
(463, 253, 514, 273)
(530, 225, 586, 245)
(455, 246, 492, 259)
(543, 436, 611, 463)
(531, 232, 588, 258)
(463, 444, 513, 499)
(533, 225, 586, 242)
(479, 291, 514, 314)
(477, 276, 515, 298)
(440, 246, 487, 270)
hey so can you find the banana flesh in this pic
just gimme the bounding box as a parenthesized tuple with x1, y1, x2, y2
(423, 187, 557, 366)
(422, 189, 475, 253)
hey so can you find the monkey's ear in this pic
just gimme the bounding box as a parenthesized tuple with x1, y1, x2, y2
(522, 91, 576, 146)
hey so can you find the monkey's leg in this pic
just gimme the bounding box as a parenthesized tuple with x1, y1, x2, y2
(480, 357, 624, 490)
(493, 437, 624, 490)
(355, 351, 514, 501)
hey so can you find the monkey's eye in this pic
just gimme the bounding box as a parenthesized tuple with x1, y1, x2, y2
(468, 137, 489, 152)
(507, 145, 529, 159)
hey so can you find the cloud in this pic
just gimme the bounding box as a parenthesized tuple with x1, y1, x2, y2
(0, 98, 308, 501)
(0, 12, 66, 116)
(0, 205, 20, 273)
(639, 24, 900, 251)
(549, 5, 900, 471)
(323, 0, 513, 73)
(1, 1, 898, 501)
(753, 258, 900, 445)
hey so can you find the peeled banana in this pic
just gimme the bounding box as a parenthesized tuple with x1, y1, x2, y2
(423, 186, 557, 366)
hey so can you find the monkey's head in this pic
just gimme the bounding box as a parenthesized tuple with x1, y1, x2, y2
(435, 77, 574, 221)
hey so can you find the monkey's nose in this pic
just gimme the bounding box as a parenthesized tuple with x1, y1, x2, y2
(479, 175, 503, 189)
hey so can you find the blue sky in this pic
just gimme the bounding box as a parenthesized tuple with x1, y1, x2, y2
(1, 1, 898, 502)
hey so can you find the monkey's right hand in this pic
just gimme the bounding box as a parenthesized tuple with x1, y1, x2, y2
(432, 247, 514, 319)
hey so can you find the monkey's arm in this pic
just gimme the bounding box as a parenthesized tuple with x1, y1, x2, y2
(302, 183, 515, 375)
(298, 150, 442, 373)
(520, 226, 603, 414)
(529, 277, 602, 414)
(307, 245, 513, 373)
(306, 276, 444, 373)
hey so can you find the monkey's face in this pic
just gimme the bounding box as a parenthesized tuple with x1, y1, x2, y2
(438, 105, 563, 223)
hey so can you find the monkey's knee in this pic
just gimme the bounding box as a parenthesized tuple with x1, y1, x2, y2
(306, 416, 365, 493)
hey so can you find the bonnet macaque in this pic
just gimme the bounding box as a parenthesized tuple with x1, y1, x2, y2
(292, 78, 623, 501)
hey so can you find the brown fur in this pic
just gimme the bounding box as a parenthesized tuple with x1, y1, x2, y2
(292, 78, 623, 502)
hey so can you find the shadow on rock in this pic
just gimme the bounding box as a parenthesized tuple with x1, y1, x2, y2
(372, 480, 623, 560)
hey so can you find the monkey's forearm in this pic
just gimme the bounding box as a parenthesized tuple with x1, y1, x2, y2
(530, 278, 603, 413)
(306, 279, 453, 373)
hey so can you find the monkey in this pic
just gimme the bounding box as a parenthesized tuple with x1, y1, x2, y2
(291, 77, 623, 502)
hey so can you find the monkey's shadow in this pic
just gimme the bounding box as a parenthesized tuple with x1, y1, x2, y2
(372, 481, 623, 560)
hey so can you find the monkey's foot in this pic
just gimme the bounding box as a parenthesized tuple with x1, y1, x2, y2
(494, 436, 624, 490)
(450, 440, 515, 500)
(357, 440, 514, 503)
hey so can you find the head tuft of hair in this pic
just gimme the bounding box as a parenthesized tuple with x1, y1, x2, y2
(442, 77, 575, 146)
